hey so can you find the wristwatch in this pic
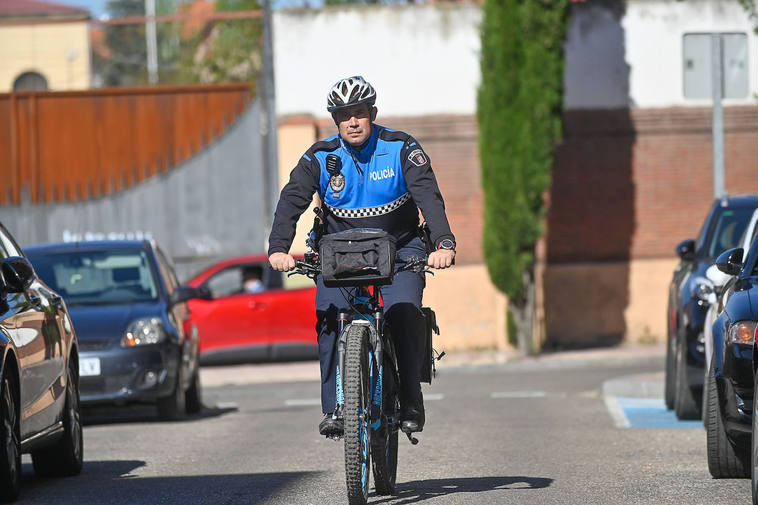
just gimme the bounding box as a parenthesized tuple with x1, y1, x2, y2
(437, 239, 456, 251)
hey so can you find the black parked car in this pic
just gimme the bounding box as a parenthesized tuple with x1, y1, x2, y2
(666, 195, 758, 420)
(0, 223, 82, 503)
(25, 240, 203, 421)
(706, 237, 758, 479)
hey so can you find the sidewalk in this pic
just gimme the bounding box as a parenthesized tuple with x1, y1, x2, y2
(199, 342, 666, 388)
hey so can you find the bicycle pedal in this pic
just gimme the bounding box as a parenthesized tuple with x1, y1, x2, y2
(326, 434, 343, 441)
(404, 431, 419, 445)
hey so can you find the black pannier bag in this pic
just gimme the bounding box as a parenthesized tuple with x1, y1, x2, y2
(421, 307, 441, 384)
(319, 229, 397, 287)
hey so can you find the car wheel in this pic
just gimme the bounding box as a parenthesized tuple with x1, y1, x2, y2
(157, 367, 186, 421)
(664, 334, 675, 410)
(702, 370, 709, 428)
(674, 329, 700, 420)
(32, 360, 84, 477)
(0, 368, 20, 503)
(707, 364, 749, 478)
(184, 368, 202, 415)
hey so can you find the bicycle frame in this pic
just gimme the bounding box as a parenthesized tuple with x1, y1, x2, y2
(334, 286, 397, 435)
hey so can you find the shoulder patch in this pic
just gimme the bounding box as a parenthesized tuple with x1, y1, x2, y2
(408, 148, 427, 167)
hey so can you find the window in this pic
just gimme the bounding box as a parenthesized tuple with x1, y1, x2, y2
(683, 33, 748, 99)
(26, 249, 158, 305)
(13, 71, 48, 91)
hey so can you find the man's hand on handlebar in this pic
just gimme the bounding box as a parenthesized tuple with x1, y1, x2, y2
(428, 249, 455, 269)
(269, 252, 296, 272)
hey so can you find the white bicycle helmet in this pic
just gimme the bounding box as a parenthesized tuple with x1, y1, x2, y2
(326, 76, 376, 113)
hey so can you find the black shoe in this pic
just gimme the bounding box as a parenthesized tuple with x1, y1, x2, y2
(400, 408, 425, 433)
(319, 413, 344, 436)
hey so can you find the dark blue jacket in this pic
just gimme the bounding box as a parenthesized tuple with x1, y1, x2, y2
(268, 124, 455, 255)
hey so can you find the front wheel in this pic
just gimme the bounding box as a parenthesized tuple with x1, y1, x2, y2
(0, 368, 20, 503)
(674, 329, 700, 420)
(343, 324, 371, 505)
(32, 360, 83, 477)
(157, 366, 186, 421)
(707, 364, 749, 478)
(751, 368, 758, 503)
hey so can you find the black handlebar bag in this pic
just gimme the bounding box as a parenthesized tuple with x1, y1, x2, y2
(319, 229, 397, 287)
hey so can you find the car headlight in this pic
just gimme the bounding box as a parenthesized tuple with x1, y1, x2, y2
(121, 318, 165, 347)
(728, 320, 758, 345)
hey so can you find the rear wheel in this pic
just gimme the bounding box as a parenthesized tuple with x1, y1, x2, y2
(707, 364, 749, 478)
(343, 324, 371, 505)
(32, 360, 84, 477)
(0, 368, 20, 503)
(372, 354, 399, 496)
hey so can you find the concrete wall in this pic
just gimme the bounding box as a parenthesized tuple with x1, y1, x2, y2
(0, 21, 91, 91)
(1, 100, 267, 281)
(273, 4, 482, 118)
(275, 1, 758, 116)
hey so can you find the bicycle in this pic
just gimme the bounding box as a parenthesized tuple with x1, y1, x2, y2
(291, 241, 442, 505)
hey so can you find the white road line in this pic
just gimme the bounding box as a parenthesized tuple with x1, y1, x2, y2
(490, 391, 547, 399)
(213, 401, 239, 410)
(603, 395, 630, 428)
(285, 398, 322, 406)
(424, 393, 444, 401)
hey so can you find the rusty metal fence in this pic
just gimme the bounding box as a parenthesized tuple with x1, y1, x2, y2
(0, 83, 251, 205)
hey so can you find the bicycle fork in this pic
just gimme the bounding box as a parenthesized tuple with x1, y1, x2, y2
(334, 312, 386, 438)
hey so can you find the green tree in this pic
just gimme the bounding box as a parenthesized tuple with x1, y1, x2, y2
(94, 0, 148, 86)
(477, 0, 569, 353)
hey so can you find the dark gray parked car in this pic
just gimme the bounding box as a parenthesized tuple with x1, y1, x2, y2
(0, 223, 83, 503)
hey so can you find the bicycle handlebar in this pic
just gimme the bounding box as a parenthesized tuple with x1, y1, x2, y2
(289, 254, 430, 280)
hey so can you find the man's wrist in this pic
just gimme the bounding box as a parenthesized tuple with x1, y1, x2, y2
(436, 238, 456, 251)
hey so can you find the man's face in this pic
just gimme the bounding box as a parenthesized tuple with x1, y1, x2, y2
(333, 104, 376, 147)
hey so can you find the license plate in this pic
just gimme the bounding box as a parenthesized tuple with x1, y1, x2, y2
(79, 357, 101, 377)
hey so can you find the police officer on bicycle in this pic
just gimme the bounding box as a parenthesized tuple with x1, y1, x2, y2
(268, 75, 456, 436)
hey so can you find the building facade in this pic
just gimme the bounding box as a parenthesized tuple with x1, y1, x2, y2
(273, 0, 758, 349)
(0, 0, 91, 91)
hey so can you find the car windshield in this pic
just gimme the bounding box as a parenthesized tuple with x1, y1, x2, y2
(702, 207, 755, 260)
(28, 249, 158, 305)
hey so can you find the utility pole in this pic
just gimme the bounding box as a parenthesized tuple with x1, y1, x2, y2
(260, 0, 279, 244)
(711, 33, 725, 199)
(145, 0, 159, 84)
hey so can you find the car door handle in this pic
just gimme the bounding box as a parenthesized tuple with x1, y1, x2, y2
(248, 301, 267, 310)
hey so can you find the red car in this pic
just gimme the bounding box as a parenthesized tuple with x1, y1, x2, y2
(186, 255, 317, 364)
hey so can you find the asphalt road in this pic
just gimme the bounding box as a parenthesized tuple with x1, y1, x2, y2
(13, 349, 752, 504)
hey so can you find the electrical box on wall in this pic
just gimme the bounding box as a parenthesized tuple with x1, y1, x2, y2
(683, 33, 748, 99)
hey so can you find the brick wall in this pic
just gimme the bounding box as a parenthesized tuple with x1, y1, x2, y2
(549, 106, 758, 264)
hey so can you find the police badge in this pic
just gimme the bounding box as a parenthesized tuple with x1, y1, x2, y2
(330, 174, 345, 198)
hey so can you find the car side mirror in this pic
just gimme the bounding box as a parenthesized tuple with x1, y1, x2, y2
(715, 247, 743, 276)
(1, 256, 35, 293)
(196, 285, 213, 300)
(170, 285, 205, 305)
(676, 239, 696, 262)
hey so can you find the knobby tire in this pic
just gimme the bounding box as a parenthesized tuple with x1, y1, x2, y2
(372, 352, 399, 496)
(344, 324, 371, 505)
